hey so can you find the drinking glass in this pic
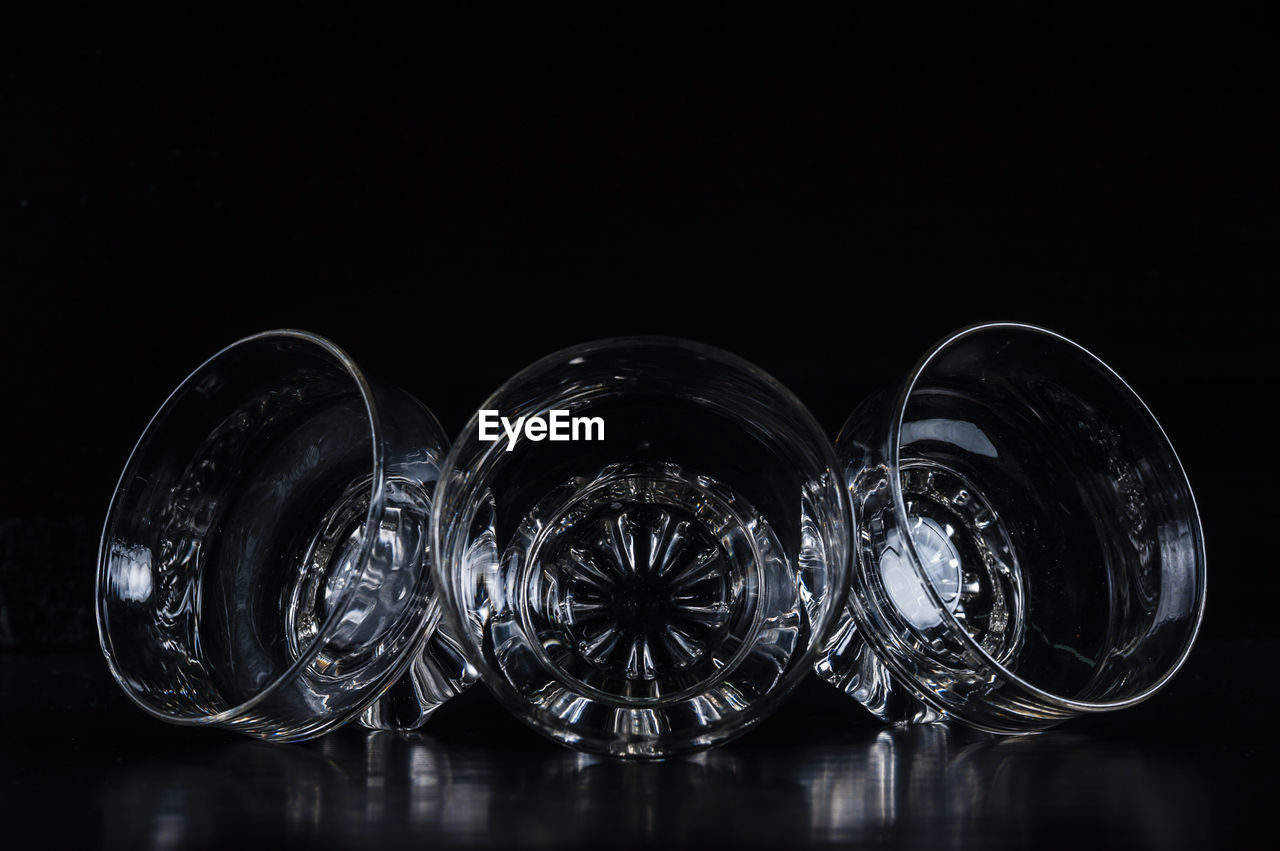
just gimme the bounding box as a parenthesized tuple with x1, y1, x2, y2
(97, 330, 469, 740)
(432, 337, 851, 757)
(814, 322, 1206, 732)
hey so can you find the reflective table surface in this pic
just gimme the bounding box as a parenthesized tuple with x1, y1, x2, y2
(1, 642, 1267, 849)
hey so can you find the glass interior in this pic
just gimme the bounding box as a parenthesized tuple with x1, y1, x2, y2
(893, 326, 1205, 705)
(98, 334, 422, 730)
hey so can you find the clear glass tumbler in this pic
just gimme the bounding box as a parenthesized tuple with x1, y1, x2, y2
(433, 338, 851, 757)
(97, 330, 469, 740)
(814, 322, 1207, 732)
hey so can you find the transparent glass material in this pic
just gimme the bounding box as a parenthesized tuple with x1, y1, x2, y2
(434, 338, 851, 757)
(815, 323, 1206, 732)
(97, 331, 470, 741)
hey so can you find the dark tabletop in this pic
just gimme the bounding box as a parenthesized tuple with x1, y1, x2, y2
(0, 641, 1268, 850)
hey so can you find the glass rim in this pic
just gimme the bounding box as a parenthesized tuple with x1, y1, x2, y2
(95, 329, 391, 729)
(432, 334, 854, 752)
(886, 320, 1207, 714)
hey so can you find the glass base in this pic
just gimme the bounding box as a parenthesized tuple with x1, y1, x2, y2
(818, 461, 1025, 724)
(359, 622, 476, 731)
(476, 463, 807, 756)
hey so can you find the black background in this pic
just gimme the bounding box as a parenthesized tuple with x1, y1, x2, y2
(1, 3, 1276, 847)
(3, 2, 1275, 648)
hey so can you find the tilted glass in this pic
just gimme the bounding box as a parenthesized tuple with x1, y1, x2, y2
(97, 330, 470, 740)
(815, 323, 1206, 732)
